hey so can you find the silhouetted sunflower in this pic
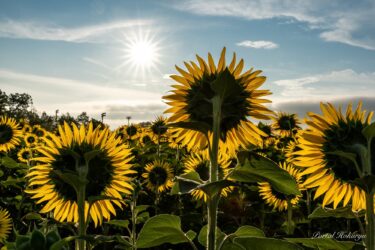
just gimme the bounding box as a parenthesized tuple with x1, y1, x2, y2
(0, 207, 12, 243)
(258, 162, 304, 211)
(163, 47, 273, 155)
(0, 116, 22, 152)
(142, 160, 173, 192)
(25, 122, 135, 227)
(294, 102, 374, 210)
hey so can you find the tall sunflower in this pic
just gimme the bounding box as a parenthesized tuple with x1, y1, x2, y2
(0, 116, 22, 152)
(25, 122, 135, 227)
(294, 102, 373, 211)
(142, 160, 174, 192)
(258, 162, 304, 211)
(163, 47, 273, 155)
(272, 112, 301, 137)
(0, 208, 12, 243)
(184, 152, 233, 202)
(24, 133, 38, 148)
(17, 148, 33, 163)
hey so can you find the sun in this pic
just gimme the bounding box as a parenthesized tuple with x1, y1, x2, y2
(121, 31, 161, 74)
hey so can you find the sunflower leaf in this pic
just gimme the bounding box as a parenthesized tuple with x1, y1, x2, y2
(171, 171, 204, 195)
(136, 214, 196, 248)
(1, 156, 20, 168)
(234, 237, 303, 250)
(219, 226, 265, 250)
(198, 225, 226, 248)
(362, 122, 375, 141)
(286, 238, 362, 250)
(198, 179, 235, 199)
(308, 206, 365, 219)
(167, 121, 210, 134)
(106, 220, 130, 229)
(229, 151, 300, 196)
(84, 150, 103, 163)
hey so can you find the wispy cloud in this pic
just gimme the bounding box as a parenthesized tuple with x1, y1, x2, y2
(272, 69, 375, 102)
(173, 0, 375, 50)
(0, 19, 151, 43)
(236, 40, 278, 49)
(0, 69, 165, 127)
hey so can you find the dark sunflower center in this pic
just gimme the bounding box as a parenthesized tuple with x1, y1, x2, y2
(27, 136, 36, 144)
(0, 124, 13, 144)
(185, 72, 250, 140)
(258, 122, 272, 137)
(270, 186, 288, 200)
(278, 116, 296, 131)
(142, 135, 151, 144)
(322, 119, 368, 181)
(148, 166, 168, 186)
(35, 129, 45, 137)
(126, 126, 137, 136)
(49, 143, 113, 201)
(21, 151, 31, 159)
(195, 162, 210, 181)
(151, 121, 167, 135)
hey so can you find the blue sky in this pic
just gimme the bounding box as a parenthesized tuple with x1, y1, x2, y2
(0, 0, 374, 128)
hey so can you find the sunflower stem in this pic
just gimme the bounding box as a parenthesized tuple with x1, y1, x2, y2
(286, 199, 293, 235)
(77, 185, 87, 250)
(207, 95, 221, 250)
(365, 192, 375, 250)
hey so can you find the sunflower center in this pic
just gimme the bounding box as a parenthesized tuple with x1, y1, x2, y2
(270, 186, 289, 200)
(26, 136, 36, 144)
(35, 129, 45, 137)
(0, 125, 13, 144)
(322, 119, 368, 181)
(126, 126, 137, 137)
(186, 72, 250, 139)
(151, 121, 167, 135)
(142, 135, 151, 144)
(148, 166, 168, 186)
(278, 116, 296, 131)
(21, 150, 31, 160)
(49, 143, 113, 201)
(195, 162, 210, 181)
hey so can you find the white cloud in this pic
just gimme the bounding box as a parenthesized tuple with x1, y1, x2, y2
(0, 69, 166, 128)
(236, 40, 278, 49)
(272, 69, 375, 102)
(0, 19, 151, 43)
(174, 0, 375, 50)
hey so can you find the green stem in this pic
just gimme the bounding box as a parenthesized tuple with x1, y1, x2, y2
(131, 199, 137, 250)
(286, 199, 293, 235)
(77, 185, 86, 250)
(365, 193, 375, 250)
(306, 190, 312, 237)
(207, 96, 221, 250)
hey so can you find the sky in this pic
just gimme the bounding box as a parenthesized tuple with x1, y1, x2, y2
(0, 0, 375, 128)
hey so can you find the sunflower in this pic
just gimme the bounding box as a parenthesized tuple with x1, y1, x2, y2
(25, 122, 135, 227)
(272, 112, 301, 137)
(34, 127, 47, 138)
(0, 208, 12, 243)
(142, 160, 174, 192)
(0, 116, 22, 152)
(24, 133, 38, 147)
(22, 124, 33, 134)
(150, 116, 168, 138)
(163, 47, 273, 155)
(137, 128, 153, 146)
(258, 162, 304, 211)
(184, 152, 233, 201)
(294, 102, 374, 211)
(17, 148, 33, 163)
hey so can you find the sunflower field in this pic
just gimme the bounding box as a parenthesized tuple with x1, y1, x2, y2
(0, 48, 374, 250)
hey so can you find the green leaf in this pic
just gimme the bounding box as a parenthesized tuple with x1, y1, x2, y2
(50, 236, 79, 250)
(0, 169, 3, 177)
(185, 230, 197, 241)
(84, 150, 103, 163)
(198, 180, 236, 199)
(286, 238, 361, 250)
(1, 156, 19, 168)
(30, 230, 45, 250)
(362, 122, 375, 141)
(220, 226, 265, 250)
(326, 151, 357, 163)
(136, 214, 195, 248)
(308, 206, 365, 219)
(198, 225, 226, 248)
(15, 235, 31, 250)
(106, 220, 130, 229)
(230, 152, 300, 196)
(136, 212, 149, 224)
(1, 176, 25, 188)
(22, 212, 43, 221)
(167, 121, 210, 135)
(52, 170, 87, 192)
(170, 171, 204, 195)
(134, 205, 149, 216)
(45, 230, 61, 249)
(233, 237, 303, 250)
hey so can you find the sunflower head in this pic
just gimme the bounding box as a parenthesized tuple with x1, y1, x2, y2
(258, 162, 304, 211)
(142, 160, 174, 192)
(24, 133, 38, 147)
(163, 47, 273, 154)
(0, 207, 12, 243)
(17, 148, 33, 163)
(25, 122, 135, 227)
(294, 102, 374, 210)
(272, 112, 301, 136)
(0, 116, 22, 152)
(151, 116, 168, 136)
